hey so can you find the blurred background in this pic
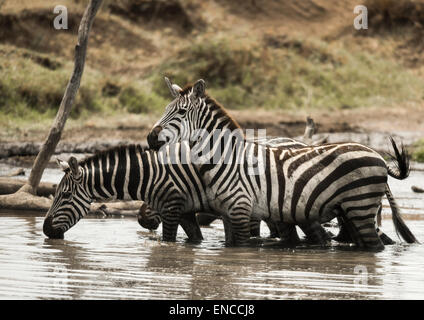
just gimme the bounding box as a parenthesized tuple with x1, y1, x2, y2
(0, 0, 423, 161)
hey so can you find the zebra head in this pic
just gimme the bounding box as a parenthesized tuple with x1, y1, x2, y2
(147, 77, 206, 150)
(43, 157, 91, 239)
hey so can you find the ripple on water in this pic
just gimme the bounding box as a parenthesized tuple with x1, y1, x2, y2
(0, 171, 423, 299)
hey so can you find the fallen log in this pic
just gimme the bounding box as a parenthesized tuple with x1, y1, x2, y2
(411, 185, 424, 193)
(0, 177, 56, 197)
(0, 140, 147, 159)
(0, 191, 142, 217)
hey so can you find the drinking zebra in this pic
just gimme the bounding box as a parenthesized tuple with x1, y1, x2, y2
(146, 78, 417, 250)
(43, 144, 206, 241)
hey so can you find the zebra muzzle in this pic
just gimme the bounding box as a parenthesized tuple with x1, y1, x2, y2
(147, 126, 165, 150)
(43, 215, 64, 239)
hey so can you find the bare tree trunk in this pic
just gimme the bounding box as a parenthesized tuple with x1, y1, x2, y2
(0, 0, 103, 211)
(20, 0, 103, 195)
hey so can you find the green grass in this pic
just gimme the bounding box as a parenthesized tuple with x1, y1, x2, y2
(0, 45, 166, 126)
(149, 35, 424, 110)
(1, 34, 424, 127)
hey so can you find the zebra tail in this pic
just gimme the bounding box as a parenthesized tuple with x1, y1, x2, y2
(386, 136, 410, 180)
(385, 184, 419, 244)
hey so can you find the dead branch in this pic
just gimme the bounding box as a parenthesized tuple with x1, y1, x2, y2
(0, 178, 56, 197)
(0, 0, 103, 212)
(21, 0, 103, 195)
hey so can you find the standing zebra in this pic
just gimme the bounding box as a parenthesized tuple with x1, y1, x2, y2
(43, 144, 207, 242)
(146, 78, 417, 250)
(138, 125, 330, 241)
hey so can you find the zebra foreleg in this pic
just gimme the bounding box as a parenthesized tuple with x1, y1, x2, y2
(161, 210, 182, 242)
(275, 222, 300, 246)
(222, 214, 236, 246)
(226, 207, 252, 246)
(249, 217, 261, 237)
(179, 212, 204, 243)
(299, 221, 332, 246)
(248, 217, 279, 238)
(333, 217, 354, 243)
(265, 220, 280, 238)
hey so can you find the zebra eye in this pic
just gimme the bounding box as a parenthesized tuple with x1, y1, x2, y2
(177, 109, 186, 115)
(62, 191, 72, 199)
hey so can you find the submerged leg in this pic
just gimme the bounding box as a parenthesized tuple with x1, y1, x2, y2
(179, 212, 204, 242)
(249, 217, 261, 237)
(333, 217, 354, 243)
(161, 209, 182, 242)
(265, 220, 280, 238)
(226, 202, 252, 246)
(299, 221, 332, 246)
(276, 221, 300, 246)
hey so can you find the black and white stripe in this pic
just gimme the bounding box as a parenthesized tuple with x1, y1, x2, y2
(43, 144, 208, 241)
(147, 79, 417, 250)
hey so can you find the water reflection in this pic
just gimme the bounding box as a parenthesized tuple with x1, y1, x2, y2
(0, 169, 423, 299)
(0, 215, 423, 299)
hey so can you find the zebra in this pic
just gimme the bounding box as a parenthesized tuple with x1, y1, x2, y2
(143, 78, 392, 245)
(146, 78, 417, 250)
(139, 79, 334, 243)
(43, 144, 207, 242)
(138, 128, 318, 240)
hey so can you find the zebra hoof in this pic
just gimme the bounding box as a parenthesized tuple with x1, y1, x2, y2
(379, 232, 395, 245)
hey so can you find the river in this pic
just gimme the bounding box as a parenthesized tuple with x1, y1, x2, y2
(0, 164, 423, 299)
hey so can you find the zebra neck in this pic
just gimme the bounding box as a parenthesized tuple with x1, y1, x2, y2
(81, 145, 145, 202)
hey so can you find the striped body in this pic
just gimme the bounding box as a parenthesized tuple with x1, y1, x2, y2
(138, 135, 309, 238)
(146, 79, 417, 249)
(43, 144, 209, 240)
(204, 141, 387, 226)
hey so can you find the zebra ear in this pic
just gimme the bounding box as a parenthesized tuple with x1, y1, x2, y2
(192, 79, 205, 100)
(68, 156, 80, 178)
(56, 158, 69, 171)
(164, 76, 181, 98)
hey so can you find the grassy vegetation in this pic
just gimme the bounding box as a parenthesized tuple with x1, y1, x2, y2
(1, 35, 424, 128)
(149, 35, 424, 111)
(0, 44, 166, 125)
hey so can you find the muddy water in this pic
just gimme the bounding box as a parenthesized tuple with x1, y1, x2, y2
(0, 170, 423, 299)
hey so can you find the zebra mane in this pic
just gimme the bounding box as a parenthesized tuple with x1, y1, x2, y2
(179, 83, 242, 131)
(78, 144, 147, 166)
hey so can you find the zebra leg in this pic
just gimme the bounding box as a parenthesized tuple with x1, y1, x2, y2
(161, 210, 182, 242)
(265, 219, 279, 238)
(250, 217, 261, 237)
(222, 214, 236, 246)
(275, 222, 300, 246)
(344, 208, 384, 251)
(299, 221, 332, 246)
(179, 212, 204, 242)
(333, 217, 354, 243)
(226, 206, 252, 246)
(196, 212, 218, 226)
(334, 205, 394, 245)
